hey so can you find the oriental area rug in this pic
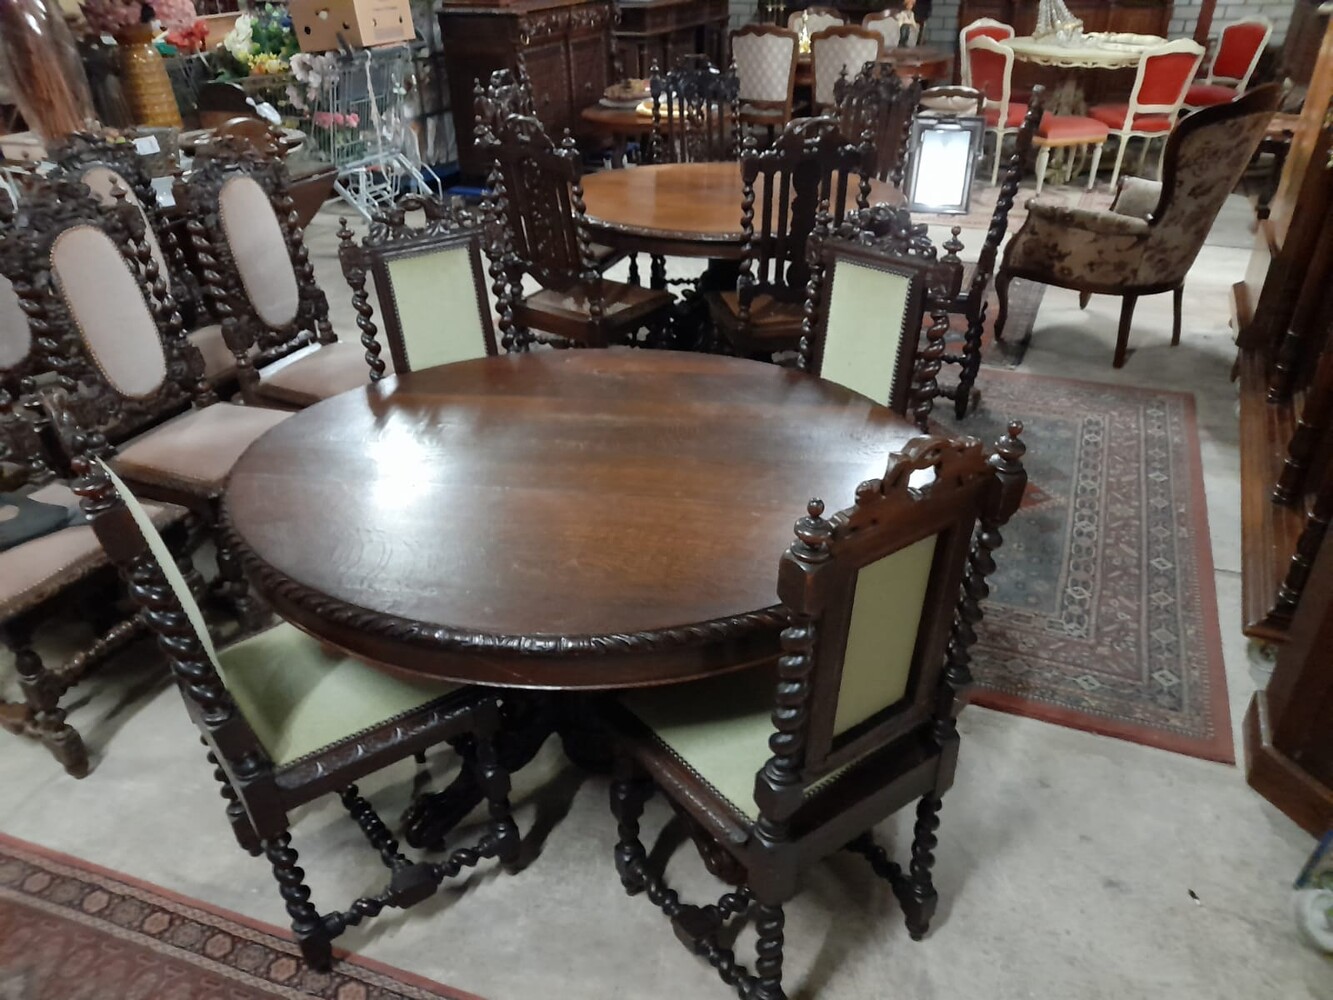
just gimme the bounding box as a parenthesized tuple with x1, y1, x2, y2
(0, 834, 479, 1000)
(936, 370, 1233, 763)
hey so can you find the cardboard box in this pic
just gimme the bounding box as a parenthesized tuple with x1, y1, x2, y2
(289, 0, 415, 52)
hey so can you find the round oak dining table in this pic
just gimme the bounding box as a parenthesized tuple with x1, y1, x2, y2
(580, 161, 901, 259)
(223, 349, 920, 691)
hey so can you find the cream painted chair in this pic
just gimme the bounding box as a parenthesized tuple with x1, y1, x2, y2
(338, 195, 500, 376)
(1185, 17, 1272, 110)
(604, 424, 1029, 1000)
(809, 25, 884, 110)
(80, 458, 521, 971)
(799, 206, 938, 426)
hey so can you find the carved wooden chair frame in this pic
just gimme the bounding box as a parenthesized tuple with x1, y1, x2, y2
(799, 204, 944, 426)
(832, 60, 922, 185)
(607, 425, 1028, 1000)
(730, 117, 872, 343)
(649, 55, 742, 165)
(75, 458, 520, 971)
(937, 86, 1044, 419)
(49, 131, 206, 323)
(175, 138, 337, 396)
(0, 388, 171, 778)
(338, 194, 501, 377)
(478, 110, 661, 348)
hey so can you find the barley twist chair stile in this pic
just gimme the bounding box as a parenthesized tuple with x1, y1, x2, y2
(650, 55, 742, 166)
(338, 194, 501, 376)
(604, 423, 1028, 1000)
(76, 455, 522, 971)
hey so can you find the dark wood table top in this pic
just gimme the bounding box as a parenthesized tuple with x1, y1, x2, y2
(224, 350, 919, 689)
(580, 161, 900, 258)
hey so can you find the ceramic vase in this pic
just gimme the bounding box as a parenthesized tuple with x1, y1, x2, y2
(117, 23, 183, 129)
(0, 0, 97, 142)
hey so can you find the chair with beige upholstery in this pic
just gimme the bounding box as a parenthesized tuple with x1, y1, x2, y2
(5, 175, 292, 625)
(787, 6, 845, 33)
(0, 386, 187, 776)
(810, 26, 883, 111)
(80, 458, 520, 971)
(996, 85, 1279, 367)
(338, 194, 500, 375)
(730, 24, 800, 130)
(863, 8, 920, 49)
(177, 138, 368, 409)
(604, 423, 1028, 1000)
(799, 204, 942, 427)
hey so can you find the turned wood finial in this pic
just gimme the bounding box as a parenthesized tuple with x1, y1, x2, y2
(791, 497, 832, 562)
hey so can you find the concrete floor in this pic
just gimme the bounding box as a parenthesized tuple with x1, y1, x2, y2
(1, 184, 1330, 1000)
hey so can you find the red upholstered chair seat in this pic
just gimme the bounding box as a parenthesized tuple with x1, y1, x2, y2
(1038, 115, 1111, 142)
(1088, 103, 1174, 132)
(1185, 83, 1239, 106)
(984, 101, 1030, 127)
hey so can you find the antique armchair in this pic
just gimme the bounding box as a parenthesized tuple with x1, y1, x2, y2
(705, 116, 871, 358)
(834, 61, 922, 184)
(0, 390, 187, 776)
(1088, 38, 1205, 189)
(809, 26, 883, 112)
(1185, 17, 1272, 110)
(649, 55, 741, 165)
(605, 424, 1028, 1000)
(176, 139, 368, 409)
(81, 459, 520, 970)
(799, 204, 944, 428)
(477, 112, 673, 349)
(5, 176, 291, 625)
(996, 85, 1280, 368)
(936, 87, 1043, 418)
(338, 194, 500, 376)
(730, 25, 800, 131)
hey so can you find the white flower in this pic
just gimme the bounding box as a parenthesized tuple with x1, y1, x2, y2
(223, 14, 254, 60)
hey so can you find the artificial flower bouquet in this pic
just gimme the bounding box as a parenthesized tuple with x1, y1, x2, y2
(219, 4, 298, 77)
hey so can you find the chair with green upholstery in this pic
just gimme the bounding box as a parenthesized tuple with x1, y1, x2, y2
(338, 194, 501, 376)
(604, 423, 1028, 1000)
(78, 458, 520, 972)
(799, 203, 944, 429)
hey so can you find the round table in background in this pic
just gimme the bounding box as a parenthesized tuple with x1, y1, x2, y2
(1006, 33, 1163, 114)
(579, 161, 900, 259)
(224, 349, 919, 690)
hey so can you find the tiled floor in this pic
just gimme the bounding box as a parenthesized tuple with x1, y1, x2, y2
(0, 183, 1329, 1000)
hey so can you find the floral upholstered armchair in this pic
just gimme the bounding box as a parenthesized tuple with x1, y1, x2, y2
(993, 84, 1279, 368)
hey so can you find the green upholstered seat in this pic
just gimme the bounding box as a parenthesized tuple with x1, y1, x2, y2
(104, 462, 458, 768)
(621, 534, 938, 820)
(818, 257, 915, 408)
(218, 624, 458, 767)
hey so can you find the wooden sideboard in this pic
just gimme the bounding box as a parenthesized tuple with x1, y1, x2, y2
(615, 0, 730, 78)
(438, 0, 614, 178)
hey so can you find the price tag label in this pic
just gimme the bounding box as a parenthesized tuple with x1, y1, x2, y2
(152, 177, 176, 208)
(101, 34, 117, 45)
(133, 135, 161, 156)
(255, 102, 282, 125)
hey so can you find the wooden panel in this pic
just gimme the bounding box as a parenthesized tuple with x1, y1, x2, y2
(615, 0, 729, 78)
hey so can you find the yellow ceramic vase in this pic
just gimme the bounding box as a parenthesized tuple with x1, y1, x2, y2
(117, 24, 183, 129)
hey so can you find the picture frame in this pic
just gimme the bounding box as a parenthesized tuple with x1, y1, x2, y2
(905, 113, 985, 215)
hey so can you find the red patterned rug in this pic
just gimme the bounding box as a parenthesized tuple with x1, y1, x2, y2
(0, 833, 482, 1000)
(937, 370, 1233, 763)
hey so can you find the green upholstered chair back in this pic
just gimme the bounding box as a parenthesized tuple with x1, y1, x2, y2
(807, 239, 931, 415)
(340, 196, 497, 377)
(771, 434, 998, 785)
